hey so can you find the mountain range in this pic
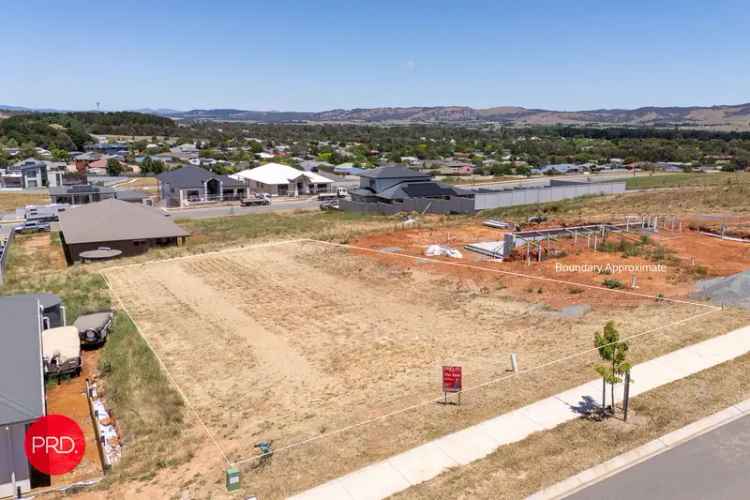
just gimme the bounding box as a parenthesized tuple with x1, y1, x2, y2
(144, 103, 750, 130)
(4, 103, 750, 130)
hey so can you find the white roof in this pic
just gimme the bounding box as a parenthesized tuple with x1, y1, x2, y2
(231, 163, 333, 185)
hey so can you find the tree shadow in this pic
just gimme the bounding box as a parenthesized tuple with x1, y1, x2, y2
(569, 395, 610, 421)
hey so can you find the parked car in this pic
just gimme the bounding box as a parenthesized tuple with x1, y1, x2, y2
(241, 193, 272, 206)
(17, 220, 51, 234)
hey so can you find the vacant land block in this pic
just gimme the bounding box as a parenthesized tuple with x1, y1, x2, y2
(100, 239, 750, 498)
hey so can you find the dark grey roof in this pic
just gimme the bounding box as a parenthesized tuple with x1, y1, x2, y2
(59, 198, 190, 245)
(402, 182, 464, 198)
(376, 181, 472, 201)
(359, 165, 431, 180)
(156, 165, 244, 189)
(0, 295, 46, 425)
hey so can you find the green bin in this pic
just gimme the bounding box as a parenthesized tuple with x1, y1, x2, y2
(226, 466, 241, 491)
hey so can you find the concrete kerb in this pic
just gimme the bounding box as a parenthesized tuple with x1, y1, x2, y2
(526, 398, 750, 500)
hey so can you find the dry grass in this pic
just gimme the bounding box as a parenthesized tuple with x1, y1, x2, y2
(99, 240, 750, 499)
(113, 177, 159, 190)
(6, 232, 67, 275)
(0, 190, 48, 211)
(625, 171, 750, 190)
(394, 347, 750, 499)
(483, 182, 750, 224)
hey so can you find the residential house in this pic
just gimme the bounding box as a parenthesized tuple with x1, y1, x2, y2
(531, 163, 586, 175)
(72, 152, 100, 177)
(1, 159, 66, 189)
(0, 294, 55, 497)
(58, 198, 190, 264)
(350, 165, 471, 203)
(156, 165, 246, 207)
(230, 162, 333, 196)
(49, 184, 116, 205)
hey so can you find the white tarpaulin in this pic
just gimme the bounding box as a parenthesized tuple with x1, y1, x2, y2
(42, 326, 80, 365)
(425, 244, 463, 259)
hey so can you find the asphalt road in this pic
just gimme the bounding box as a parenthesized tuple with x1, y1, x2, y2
(567, 413, 750, 500)
(166, 197, 322, 220)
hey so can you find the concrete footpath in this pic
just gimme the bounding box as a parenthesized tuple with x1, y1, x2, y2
(290, 325, 750, 500)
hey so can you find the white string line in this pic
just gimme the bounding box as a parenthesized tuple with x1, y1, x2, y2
(99, 272, 231, 466)
(234, 306, 722, 465)
(310, 239, 720, 310)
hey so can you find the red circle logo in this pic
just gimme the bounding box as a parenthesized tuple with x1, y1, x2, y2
(24, 415, 85, 475)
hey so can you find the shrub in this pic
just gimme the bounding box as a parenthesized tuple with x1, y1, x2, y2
(602, 278, 624, 289)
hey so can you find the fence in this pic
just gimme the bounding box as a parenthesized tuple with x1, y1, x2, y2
(0, 227, 15, 286)
(340, 196, 475, 215)
(473, 181, 626, 210)
(340, 181, 626, 215)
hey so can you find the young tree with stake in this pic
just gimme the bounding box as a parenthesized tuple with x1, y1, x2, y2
(594, 321, 631, 417)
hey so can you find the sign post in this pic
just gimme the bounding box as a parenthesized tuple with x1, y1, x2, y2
(442, 366, 462, 405)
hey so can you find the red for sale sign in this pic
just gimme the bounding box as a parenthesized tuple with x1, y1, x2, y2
(442, 366, 462, 393)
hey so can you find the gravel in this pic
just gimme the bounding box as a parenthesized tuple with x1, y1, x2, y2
(693, 270, 750, 309)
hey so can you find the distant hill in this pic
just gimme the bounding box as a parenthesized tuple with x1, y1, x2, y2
(0, 111, 177, 150)
(150, 103, 750, 130)
(3, 102, 750, 130)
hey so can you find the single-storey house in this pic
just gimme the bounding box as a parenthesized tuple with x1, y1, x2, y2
(531, 163, 586, 175)
(0, 295, 50, 497)
(230, 162, 334, 196)
(58, 198, 190, 264)
(49, 185, 147, 205)
(156, 165, 246, 207)
(49, 184, 116, 205)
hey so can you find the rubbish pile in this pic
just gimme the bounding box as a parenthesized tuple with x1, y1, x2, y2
(425, 245, 463, 259)
(87, 380, 122, 467)
(693, 270, 750, 309)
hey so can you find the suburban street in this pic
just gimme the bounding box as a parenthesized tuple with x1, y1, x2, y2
(567, 413, 750, 500)
(166, 196, 321, 219)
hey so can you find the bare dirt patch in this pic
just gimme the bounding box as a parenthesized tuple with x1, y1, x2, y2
(47, 350, 103, 486)
(99, 239, 749, 499)
(352, 222, 750, 307)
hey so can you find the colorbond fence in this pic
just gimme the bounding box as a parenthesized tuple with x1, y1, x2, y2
(341, 181, 626, 215)
(473, 181, 626, 210)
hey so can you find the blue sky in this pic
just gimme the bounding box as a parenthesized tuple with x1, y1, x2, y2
(2, 0, 749, 111)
